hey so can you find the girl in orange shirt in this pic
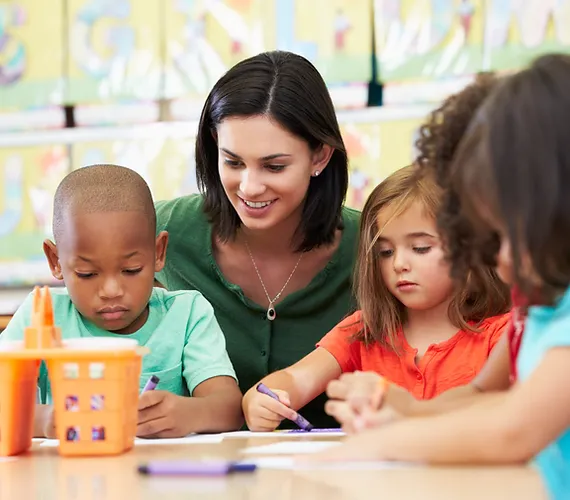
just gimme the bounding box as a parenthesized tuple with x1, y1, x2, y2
(242, 163, 510, 431)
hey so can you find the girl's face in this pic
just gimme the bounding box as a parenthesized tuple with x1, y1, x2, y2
(216, 115, 331, 234)
(376, 201, 455, 311)
(475, 205, 539, 288)
(495, 232, 515, 286)
(496, 231, 542, 288)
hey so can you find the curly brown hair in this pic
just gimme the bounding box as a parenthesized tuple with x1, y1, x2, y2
(414, 73, 510, 293)
(450, 54, 570, 303)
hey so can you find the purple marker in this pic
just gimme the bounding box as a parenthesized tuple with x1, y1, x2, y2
(138, 461, 256, 476)
(286, 428, 342, 433)
(141, 375, 159, 393)
(256, 383, 314, 431)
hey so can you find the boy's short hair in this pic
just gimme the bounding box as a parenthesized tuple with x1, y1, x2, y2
(52, 164, 155, 242)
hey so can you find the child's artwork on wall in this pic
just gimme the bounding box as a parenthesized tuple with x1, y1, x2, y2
(375, 0, 485, 83)
(71, 136, 198, 202)
(342, 116, 424, 209)
(166, 0, 372, 117)
(0, 0, 65, 111)
(0, 145, 70, 286)
(66, 0, 162, 104)
(483, 0, 570, 72)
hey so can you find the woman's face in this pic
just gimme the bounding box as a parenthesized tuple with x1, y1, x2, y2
(216, 115, 330, 233)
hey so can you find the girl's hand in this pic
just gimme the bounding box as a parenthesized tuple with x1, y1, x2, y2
(327, 371, 387, 409)
(325, 399, 401, 433)
(242, 387, 297, 431)
(325, 371, 390, 432)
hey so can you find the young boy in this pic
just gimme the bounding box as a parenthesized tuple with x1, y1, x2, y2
(2, 164, 243, 438)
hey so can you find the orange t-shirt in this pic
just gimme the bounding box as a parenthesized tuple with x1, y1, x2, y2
(317, 311, 510, 400)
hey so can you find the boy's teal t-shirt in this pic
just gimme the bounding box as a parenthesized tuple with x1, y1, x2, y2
(1, 287, 237, 403)
(518, 286, 570, 499)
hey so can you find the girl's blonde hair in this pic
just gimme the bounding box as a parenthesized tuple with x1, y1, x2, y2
(353, 164, 510, 351)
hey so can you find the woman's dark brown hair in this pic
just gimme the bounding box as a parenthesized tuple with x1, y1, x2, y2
(195, 51, 348, 252)
(354, 165, 509, 351)
(449, 53, 570, 303)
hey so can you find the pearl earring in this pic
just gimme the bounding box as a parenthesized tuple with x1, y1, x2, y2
(313, 170, 320, 177)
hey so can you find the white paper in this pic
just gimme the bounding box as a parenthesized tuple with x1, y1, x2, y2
(0, 457, 18, 462)
(242, 440, 341, 455)
(245, 456, 419, 470)
(223, 429, 345, 438)
(245, 456, 296, 468)
(135, 434, 224, 445)
(40, 434, 224, 447)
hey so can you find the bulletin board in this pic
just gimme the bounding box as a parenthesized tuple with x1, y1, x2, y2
(342, 115, 422, 210)
(342, 122, 383, 209)
(164, 0, 273, 101)
(483, 0, 570, 72)
(377, 116, 423, 173)
(374, 0, 485, 83)
(65, 0, 162, 104)
(0, 145, 70, 286)
(272, 0, 372, 84)
(164, 0, 372, 103)
(0, 0, 65, 110)
(70, 136, 198, 202)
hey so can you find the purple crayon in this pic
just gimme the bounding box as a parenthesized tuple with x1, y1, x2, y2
(141, 375, 159, 393)
(256, 383, 314, 431)
(286, 428, 342, 433)
(138, 460, 256, 476)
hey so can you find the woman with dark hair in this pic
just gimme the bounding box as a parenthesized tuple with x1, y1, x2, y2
(155, 51, 359, 428)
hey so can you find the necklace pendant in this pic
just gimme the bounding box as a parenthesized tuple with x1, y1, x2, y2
(267, 306, 276, 321)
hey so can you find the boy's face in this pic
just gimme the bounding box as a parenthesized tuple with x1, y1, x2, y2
(44, 211, 168, 334)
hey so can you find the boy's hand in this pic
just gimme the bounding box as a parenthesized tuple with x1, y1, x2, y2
(242, 387, 297, 431)
(137, 390, 192, 438)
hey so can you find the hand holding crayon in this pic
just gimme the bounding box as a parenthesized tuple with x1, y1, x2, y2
(242, 382, 314, 432)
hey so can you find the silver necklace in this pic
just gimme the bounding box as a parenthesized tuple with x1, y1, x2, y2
(244, 240, 304, 321)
